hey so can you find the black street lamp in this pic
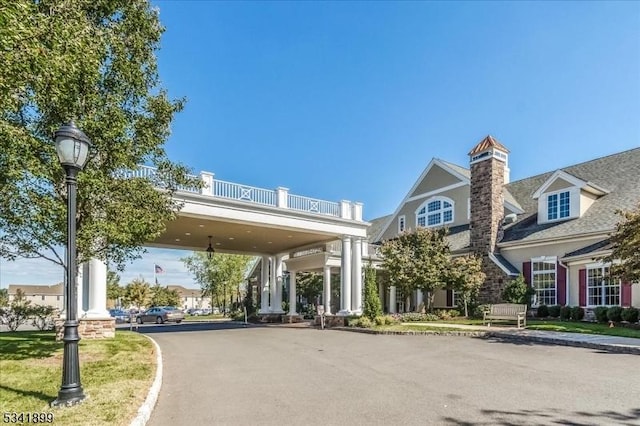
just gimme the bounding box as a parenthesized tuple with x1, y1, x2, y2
(206, 235, 215, 260)
(51, 121, 91, 408)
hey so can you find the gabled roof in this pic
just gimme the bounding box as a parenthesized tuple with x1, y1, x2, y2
(9, 283, 63, 296)
(468, 135, 509, 155)
(531, 169, 609, 199)
(373, 158, 469, 242)
(501, 147, 640, 245)
(563, 239, 614, 261)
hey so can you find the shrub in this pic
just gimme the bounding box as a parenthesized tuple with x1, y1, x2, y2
(547, 305, 561, 318)
(594, 306, 609, 323)
(357, 317, 373, 328)
(559, 306, 571, 321)
(363, 265, 383, 320)
(621, 307, 639, 323)
(383, 315, 397, 325)
(570, 306, 584, 321)
(502, 275, 534, 305)
(606, 306, 623, 323)
(374, 316, 385, 326)
(436, 310, 455, 321)
(401, 313, 426, 322)
(31, 305, 56, 331)
(536, 305, 549, 318)
(472, 304, 491, 319)
(448, 309, 461, 318)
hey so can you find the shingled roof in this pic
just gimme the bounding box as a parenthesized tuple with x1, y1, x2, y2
(501, 147, 640, 244)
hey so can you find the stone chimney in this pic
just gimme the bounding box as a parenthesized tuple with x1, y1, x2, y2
(469, 135, 509, 302)
(469, 135, 508, 253)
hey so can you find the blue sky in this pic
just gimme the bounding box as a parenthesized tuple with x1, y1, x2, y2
(2, 1, 639, 289)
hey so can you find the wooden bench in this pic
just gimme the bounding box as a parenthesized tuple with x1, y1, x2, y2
(483, 304, 527, 329)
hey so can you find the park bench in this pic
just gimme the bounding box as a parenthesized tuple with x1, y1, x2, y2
(483, 304, 527, 329)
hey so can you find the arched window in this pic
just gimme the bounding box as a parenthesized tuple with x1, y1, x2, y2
(416, 196, 454, 228)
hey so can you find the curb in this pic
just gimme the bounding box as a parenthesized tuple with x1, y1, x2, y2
(331, 327, 640, 354)
(486, 332, 640, 355)
(332, 326, 488, 337)
(129, 334, 163, 426)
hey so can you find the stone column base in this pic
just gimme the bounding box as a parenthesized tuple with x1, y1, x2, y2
(55, 318, 116, 341)
(281, 314, 302, 324)
(315, 315, 345, 328)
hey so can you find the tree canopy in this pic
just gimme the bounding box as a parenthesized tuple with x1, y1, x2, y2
(445, 255, 485, 317)
(182, 252, 254, 313)
(381, 227, 451, 311)
(0, 0, 200, 273)
(607, 203, 640, 282)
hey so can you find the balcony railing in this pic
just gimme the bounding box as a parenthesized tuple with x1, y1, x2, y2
(125, 165, 362, 221)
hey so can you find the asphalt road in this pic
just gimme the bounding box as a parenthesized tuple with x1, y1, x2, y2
(143, 323, 640, 426)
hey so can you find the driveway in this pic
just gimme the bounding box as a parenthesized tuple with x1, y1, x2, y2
(144, 323, 639, 426)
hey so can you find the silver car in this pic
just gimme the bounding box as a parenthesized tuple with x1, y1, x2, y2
(136, 306, 185, 324)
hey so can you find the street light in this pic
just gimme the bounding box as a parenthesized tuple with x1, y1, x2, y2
(51, 121, 91, 408)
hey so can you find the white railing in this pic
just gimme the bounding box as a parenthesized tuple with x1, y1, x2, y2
(291, 247, 325, 258)
(213, 180, 276, 206)
(287, 194, 340, 216)
(322, 241, 382, 258)
(122, 165, 361, 219)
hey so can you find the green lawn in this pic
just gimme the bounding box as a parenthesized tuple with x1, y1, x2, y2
(0, 330, 156, 426)
(185, 314, 226, 321)
(526, 320, 640, 339)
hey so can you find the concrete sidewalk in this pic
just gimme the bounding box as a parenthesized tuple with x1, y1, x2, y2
(400, 321, 640, 355)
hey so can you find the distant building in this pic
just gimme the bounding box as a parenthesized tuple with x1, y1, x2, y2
(166, 285, 210, 310)
(8, 283, 64, 311)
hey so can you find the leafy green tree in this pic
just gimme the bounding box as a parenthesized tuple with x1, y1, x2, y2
(123, 278, 151, 309)
(501, 274, 534, 305)
(606, 203, 640, 282)
(183, 253, 253, 315)
(31, 305, 56, 331)
(0, 289, 33, 331)
(381, 227, 451, 312)
(107, 270, 124, 308)
(0, 288, 8, 307)
(363, 263, 382, 320)
(445, 255, 485, 317)
(296, 272, 323, 305)
(0, 1, 200, 274)
(149, 284, 181, 307)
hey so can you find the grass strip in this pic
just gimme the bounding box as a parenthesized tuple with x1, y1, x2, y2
(0, 330, 155, 426)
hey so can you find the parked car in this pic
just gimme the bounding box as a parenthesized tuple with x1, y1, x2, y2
(136, 306, 185, 324)
(109, 309, 128, 323)
(187, 308, 204, 316)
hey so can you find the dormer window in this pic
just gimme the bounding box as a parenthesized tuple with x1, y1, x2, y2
(547, 191, 570, 221)
(416, 196, 454, 228)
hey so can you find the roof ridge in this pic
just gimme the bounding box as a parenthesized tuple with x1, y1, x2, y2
(506, 147, 640, 186)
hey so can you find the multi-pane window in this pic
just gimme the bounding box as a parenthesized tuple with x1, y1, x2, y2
(547, 191, 570, 220)
(532, 259, 556, 306)
(416, 197, 454, 228)
(587, 266, 620, 306)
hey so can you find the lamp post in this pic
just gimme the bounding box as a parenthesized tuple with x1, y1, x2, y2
(51, 121, 91, 408)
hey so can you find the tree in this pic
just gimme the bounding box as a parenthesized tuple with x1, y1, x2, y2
(31, 305, 56, 330)
(149, 284, 181, 307)
(606, 203, 640, 282)
(107, 270, 124, 308)
(445, 255, 485, 317)
(296, 272, 323, 306)
(363, 263, 382, 320)
(0, 289, 33, 331)
(123, 278, 151, 309)
(502, 275, 534, 305)
(0, 1, 201, 276)
(182, 252, 253, 315)
(0, 288, 8, 307)
(381, 227, 451, 312)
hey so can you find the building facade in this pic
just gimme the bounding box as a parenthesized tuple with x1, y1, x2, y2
(373, 136, 640, 312)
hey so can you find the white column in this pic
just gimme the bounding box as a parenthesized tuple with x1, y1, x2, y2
(323, 266, 332, 315)
(416, 290, 424, 312)
(389, 286, 397, 314)
(339, 236, 352, 315)
(269, 257, 277, 312)
(288, 270, 297, 315)
(200, 171, 214, 196)
(379, 281, 385, 312)
(272, 255, 284, 313)
(70, 264, 85, 319)
(86, 258, 109, 318)
(351, 237, 363, 314)
(259, 256, 270, 313)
